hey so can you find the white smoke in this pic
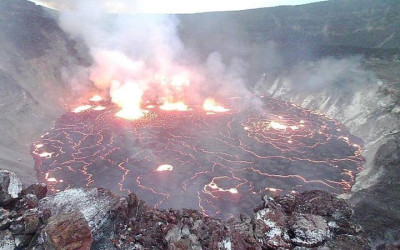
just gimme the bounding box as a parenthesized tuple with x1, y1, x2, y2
(285, 56, 376, 92)
(57, 0, 251, 115)
(32, 0, 326, 14)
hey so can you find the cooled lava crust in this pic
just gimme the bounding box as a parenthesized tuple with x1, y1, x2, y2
(32, 96, 363, 219)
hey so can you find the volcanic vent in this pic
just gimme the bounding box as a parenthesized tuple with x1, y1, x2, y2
(32, 95, 363, 219)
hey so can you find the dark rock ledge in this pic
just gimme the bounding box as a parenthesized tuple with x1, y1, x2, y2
(0, 169, 369, 249)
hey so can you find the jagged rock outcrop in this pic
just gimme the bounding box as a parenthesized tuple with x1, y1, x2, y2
(36, 211, 93, 250)
(0, 230, 16, 250)
(0, 170, 23, 205)
(0, 170, 369, 249)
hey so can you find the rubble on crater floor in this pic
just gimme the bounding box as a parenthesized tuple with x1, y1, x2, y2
(0, 169, 370, 249)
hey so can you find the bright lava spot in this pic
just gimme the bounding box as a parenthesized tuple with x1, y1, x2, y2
(47, 177, 57, 182)
(112, 81, 146, 120)
(35, 144, 44, 149)
(290, 125, 299, 130)
(160, 100, 188, 111)
(270, 121, 287, 130)
(243, 126, 250, 131)
(89, 95, 103, 102)
(228, 188, 238, 194)
(39, 152, 52, 158)
(156, 164, 174, 172)
(203, 98, 229, 113)
(93, 106, 106, 111)
(72, 105, 92, 113)
(340, 136, 349, 142)
(146, 105, 155, 109)
(116, 109, 145, 120)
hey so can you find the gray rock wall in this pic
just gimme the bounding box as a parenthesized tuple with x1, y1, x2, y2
(0, 0, 88, 184)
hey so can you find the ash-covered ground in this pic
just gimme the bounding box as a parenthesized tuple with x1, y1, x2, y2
(32, 96, 363, 219)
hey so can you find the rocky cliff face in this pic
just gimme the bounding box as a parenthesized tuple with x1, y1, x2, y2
(255, 58, 400, 189)
(254, 57, 400, 245)
(0, 0, 87, 184)
(179, 0, 400, 50)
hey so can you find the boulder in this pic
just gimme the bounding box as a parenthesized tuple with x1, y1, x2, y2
(38, 211, 93, 250)
(0, 170, 22, 205)
(21, 183, 47, 200)
(9, 209, 41, 234)
(0, 207, 11, 230)
(165, 224, 202, 250)
(284, 213, 330, 247)
(15, 193, 39, 210)
(14, 234, 34, 248)
(38, 188, 120, 232)
(253, 207, 290, 248)
(279, 190, 352, 218)
(319, 234, 369, 249)
(0, 230, 16, 250)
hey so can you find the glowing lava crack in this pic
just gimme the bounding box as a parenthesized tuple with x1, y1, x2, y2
(32, 96, 364, 219)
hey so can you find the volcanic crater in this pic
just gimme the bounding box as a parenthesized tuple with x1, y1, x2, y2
(32, 95, 364, 219)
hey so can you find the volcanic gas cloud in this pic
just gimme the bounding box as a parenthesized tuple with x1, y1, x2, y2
(32, 2, 364, 219)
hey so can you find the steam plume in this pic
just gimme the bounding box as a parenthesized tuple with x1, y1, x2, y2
(56, 1, 252, 118)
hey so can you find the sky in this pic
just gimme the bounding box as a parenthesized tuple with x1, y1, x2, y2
(29, 0, 326, 13)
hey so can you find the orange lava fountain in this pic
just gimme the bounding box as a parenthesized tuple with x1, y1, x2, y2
(203, 98, 229, 113)
(111, 81, 146, 120)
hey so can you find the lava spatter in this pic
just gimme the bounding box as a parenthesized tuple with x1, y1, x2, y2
(31, 96, 364, 219)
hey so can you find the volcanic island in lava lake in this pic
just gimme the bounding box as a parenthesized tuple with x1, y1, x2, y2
(32, 95, 364, 219)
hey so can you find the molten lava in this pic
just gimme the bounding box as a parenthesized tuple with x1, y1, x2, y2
(93, 106, 106, 111)
(89, 95, 103, 102)
(160, 99, 189, 111)
(38, 152, 52, 158)
(111, 81, 146, 120)
(269, 121, 287, 130)
(72, 105, 92, 113)
(156, 164, 174, 172)
(32, 96, 364, 219)
(203, 98, 229, 113)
